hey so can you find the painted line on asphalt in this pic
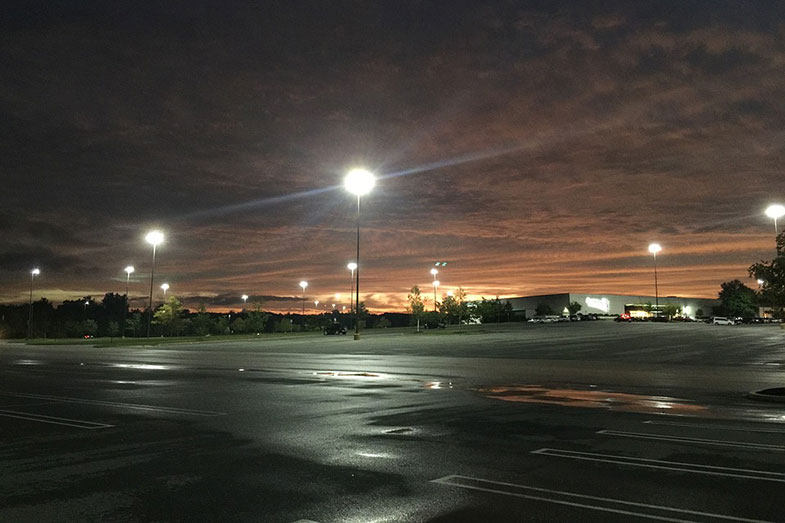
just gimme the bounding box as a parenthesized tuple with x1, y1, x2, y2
(431, 475, 770, 522)
(531, 448, 785, 482)
(643, 420, 784, 434)
(0, 392, 226, 416)
(598, 430, 785, 451)
(0, 409, 114, 429)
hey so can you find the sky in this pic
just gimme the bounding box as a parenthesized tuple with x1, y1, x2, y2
(1, 0, 784, 313)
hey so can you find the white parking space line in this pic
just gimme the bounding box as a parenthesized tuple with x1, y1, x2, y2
(643, 420, 784, 434)
(598, 430, 785, 451)
(0, 409, 114, 429)
(531, 448, 785, 482)
(0, 392, 227, 416)
(431, 475, 771, 522)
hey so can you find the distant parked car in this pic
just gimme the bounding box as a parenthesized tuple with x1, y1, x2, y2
(614, 313, 633, 322)
(711, 316, 735, 326)
(423, 320, 446, 329)
(323, 323, 347, 335)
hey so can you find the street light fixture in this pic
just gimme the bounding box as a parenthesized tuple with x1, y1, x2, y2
(241, 294, 248, 308)
(27, 268, 40, 339)
(347, 262, 357, 314)
(145, 230, 164, 337)
(648, 243, 662, 317)
(344, 168, 375, 340)
(765, 204, 785, 254)
(161, 283, 169, 297)
(299, 281, 308, 316)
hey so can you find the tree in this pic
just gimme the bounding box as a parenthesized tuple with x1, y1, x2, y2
(376, 317, 391, 328)
(749, 233, 785, 318)
(535, 303, 554, 316)
(153, 296, 186, 336)
(718, 280, 758, 318)
(476, 297, 513, 323)
(567, 301, 582, 315)
(192, 304, 212, 336)
(107, 321, 120, 340)
(439, 287, 469, 324)
(246, 305, 269, 334)
(407, 285, 425, 331)
(661, 304, 680, 319)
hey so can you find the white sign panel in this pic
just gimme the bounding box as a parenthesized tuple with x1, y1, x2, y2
(585, 297, 610, 313)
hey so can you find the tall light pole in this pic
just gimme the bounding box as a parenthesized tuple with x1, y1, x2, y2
(648, 243, 662, 317)
(765, 204, 785, 255)
(242, 294, 248, 309)
(344, 168, 375, 340)
(123, 266, 134, 337)
(145, 230, 164, 337)
(430, 268, 439, 311)
(347, 262, 357, 314)
(27, 268, 40, 339)
(299, 281, 308, 317)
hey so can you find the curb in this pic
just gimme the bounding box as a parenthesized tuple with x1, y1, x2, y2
(747, 388, 785, 404)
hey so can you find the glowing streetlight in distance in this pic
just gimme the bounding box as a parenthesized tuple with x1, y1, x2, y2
(161, 283, 169, 296)
(347, 262, 357, 271)
(648, 243, 662, 255)
(241, 294, 248, 303)
(765, 204, 785, 220)
(31, 268, 40, 276)
(125, 266, 134, 276)
(344, 168, 375, 196)
(145, 230, 164, 246)
(430, 268, 438, 276)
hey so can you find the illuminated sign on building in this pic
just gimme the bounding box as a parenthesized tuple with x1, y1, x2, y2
(585, 296, 610, 313)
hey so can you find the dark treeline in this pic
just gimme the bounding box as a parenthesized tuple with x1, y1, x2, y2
(0, 293, 412, 339)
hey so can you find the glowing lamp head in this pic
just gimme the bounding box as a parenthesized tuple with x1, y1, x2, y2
(757, 279, 765, 285)
(145, 230, 164, 246)
(314, 300, 319, 306)
(299, 281, 308, 291)
(344, 168, 375, 196)
(347, 262, 357, 271)
(430, 268, 438, 276)
(125, 265, 135, 275)
(765, 204, 785, 220)
(31, 268, 40, 276)
(241, 294, 248, 301)
(160, 283, 169, 292)
(648, 243, 662, 255)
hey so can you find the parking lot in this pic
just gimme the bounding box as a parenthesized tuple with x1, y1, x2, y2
(1, 321, 784, 521)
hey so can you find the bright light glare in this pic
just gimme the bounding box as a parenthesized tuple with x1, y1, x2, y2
(125, 265, 135, 275)
(160, 283, 169, 291)
(241, 294, 248, 301)
(765, 204, 785, 219)
(648, 243, 662, 254)
(757, 279, 765, 285)
(31, 268, 40, 276)
(145, 230, 164, 246)
(430, 268, 438, 276)
(433, 280, 440, 287)
(347, 262, 357, 271)
(299, 281, 308, 290)
(344, 168, 375, 196)
(335, 293, 341, 299)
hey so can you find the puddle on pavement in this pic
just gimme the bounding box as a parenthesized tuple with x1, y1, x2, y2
(312, 371, 385, 379)
(478, 385, 709, 415)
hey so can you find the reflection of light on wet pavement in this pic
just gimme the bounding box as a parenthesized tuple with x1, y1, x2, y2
(424, 381, 454, 389)
(13, 359, 43, 365)
(111, 363, 169, 370)
(356, 451, 394, 459)
(478, 385, 708, 415)
(312, 371, 386, 379)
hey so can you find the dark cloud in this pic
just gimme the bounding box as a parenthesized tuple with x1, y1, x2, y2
(1, 1, 784, 309)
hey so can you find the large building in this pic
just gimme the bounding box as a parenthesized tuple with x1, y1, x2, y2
(505, 293, 720, 319)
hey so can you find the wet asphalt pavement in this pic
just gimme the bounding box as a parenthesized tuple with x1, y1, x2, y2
(1, 321, 784, 522)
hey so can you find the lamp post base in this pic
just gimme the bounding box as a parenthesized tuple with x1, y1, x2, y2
(353, 333, 360, 340)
